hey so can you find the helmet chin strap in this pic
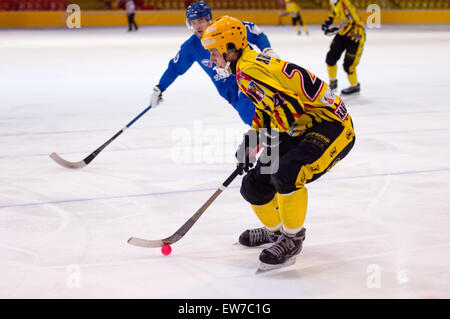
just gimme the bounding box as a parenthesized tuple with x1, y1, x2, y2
(213, 61, 231, 78)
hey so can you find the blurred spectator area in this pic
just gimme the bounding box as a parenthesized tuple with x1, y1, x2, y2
(314, 0, 450, 9)
(0, 0, 68, 10)
(125, 0, 283, 10)
(1, 0, 448, 11)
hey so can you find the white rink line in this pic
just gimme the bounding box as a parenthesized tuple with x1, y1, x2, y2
(1, 109, 450, 138)
(1, 167, 449, 210)
(1, 126, 450, 160)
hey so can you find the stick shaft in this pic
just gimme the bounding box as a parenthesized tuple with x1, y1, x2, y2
(127, 167, 241, 247)
(84, 105, 152, 164)
(163, 167, 240, 244)
(50, 105, 152, 168)
(126, 105, 152, 128)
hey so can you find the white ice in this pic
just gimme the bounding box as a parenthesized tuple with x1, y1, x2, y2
(1, 24, 450, 299)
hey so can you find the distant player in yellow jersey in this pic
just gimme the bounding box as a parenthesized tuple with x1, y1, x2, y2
(202, 16, 355, 270)
(322, 0, 365, 95)
(285, 0, 309, 35)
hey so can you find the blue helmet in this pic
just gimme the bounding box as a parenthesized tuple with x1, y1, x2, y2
(186, 1, 212, 24)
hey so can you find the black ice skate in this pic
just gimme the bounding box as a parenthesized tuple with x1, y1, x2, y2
(329, 79, 338, 91)
(256, 228, 306, 273)
(341, 83, 360, 95)
(239, 227, 281, 247)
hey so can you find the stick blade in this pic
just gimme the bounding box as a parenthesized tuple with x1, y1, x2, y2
(127, 237, 164, 248)
(49, 152, 86, 169)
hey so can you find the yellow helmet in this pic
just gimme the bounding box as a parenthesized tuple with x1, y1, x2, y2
(201, 16, 248, 56)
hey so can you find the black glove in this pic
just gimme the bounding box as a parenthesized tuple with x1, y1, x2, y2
(321, 17, 333, 32)
(259, 128, 283, 149)
(235, 129, 259, 175)
(325, 27, 339, 36)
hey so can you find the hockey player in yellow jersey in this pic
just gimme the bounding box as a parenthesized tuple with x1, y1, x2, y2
(322, 0, 365, 95)
(285, 0, 309, 36)
(202, 16, 355, 269)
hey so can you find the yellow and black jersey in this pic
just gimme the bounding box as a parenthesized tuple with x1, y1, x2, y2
(329, 0, 365, 41)
(236, 47, 353, 136)
(286, 2, 300, 17)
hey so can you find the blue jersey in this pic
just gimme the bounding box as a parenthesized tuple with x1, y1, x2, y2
(157, 22, 272, 125)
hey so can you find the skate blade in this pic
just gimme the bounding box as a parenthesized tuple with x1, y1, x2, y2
(340, 91, 360, 98)
(233, 242, 270, 248)
(255, 257, 296, 274)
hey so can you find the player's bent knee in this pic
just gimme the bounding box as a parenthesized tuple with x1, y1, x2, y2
(343, 62, 353, 74)
(326, 52, 338, 67)
(240, 173, 276, 206)
(343, 56, 356, 74)
(271, 173, 298, 195)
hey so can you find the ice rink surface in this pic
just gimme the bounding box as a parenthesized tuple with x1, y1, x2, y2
(1, 24, 450, 299)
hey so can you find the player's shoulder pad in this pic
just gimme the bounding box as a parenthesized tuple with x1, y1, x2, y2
(240, 54, 267, 73)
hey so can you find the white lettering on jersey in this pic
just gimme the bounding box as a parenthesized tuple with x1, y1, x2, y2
(201, 59, 213, 68)
(334, 100, 348, 121)
(214, 72, 230, 81)
(173, 52, 180, 63)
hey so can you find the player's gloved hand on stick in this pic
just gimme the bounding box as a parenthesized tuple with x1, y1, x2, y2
(259, 128, 283, 149)
(321, 17, 333, 33)
(150, 85, 163, 108)
(235, 129, 260, 175)
(262, 47, 280, 59)
(325, 27, 339, 36)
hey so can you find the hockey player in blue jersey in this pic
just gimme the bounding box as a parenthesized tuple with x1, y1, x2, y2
(150, 1, 279, 125)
